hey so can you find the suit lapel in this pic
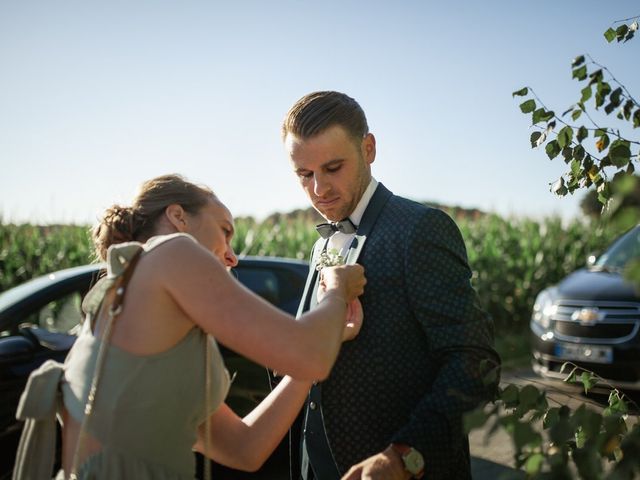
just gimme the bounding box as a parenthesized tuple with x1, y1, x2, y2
(345, 183, 393, 265)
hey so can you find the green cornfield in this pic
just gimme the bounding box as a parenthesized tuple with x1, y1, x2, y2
(0, 213, 623, 333)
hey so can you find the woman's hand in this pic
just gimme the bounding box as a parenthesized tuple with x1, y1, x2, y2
(342, 298, 363, 342)
(318, 264, 366, 304)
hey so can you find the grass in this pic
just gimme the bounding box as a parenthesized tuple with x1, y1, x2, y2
(495, 331, 532, 370)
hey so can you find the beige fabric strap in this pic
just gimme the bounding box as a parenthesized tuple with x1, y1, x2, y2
(69, 247, 143, 479)
(12, 360, 65, 480)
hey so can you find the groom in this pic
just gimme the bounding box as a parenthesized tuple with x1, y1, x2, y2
(281, 91, 500, 479)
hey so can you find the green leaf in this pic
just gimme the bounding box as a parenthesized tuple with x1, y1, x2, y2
(571, 109, 582, 121)
(616, 24, 629, 40)
(579, 371, 597, 394)
(588, 69, 603, 85)
(583, 154, 593, 171)
(512, 422, 542, 451)
(580, 85, 592, 103)
(543, 407, 560, 429)
(633, 109, 640, 128)
(525, 453, 544, 475)
(557, 126, 574, 148)
(519, 385, 540, 409)
(623, 100, 634, 120)
(572, 55, 585, 67)
(549, 409, 573, 444)
(577, 126, 588, 143)
(562, 147, 574, 163)
(610, 87, 623, 106)
(546, 140, 561, 159)
(604, 27, 616, 42)
(571, 159, 581, 176)
(574, 144, 586, 161)
(609, 140, 632, 168)
(520, 99, 536, 113)
(532, 108, 555, 124)
(501, 384, 519, 407)
(572, 65, 587, 81)
(595, 82, 611, 108)
(463, 407, 490, 433)
(594, 128, 608, 137)
(530, 131, 543, 148)
(512, 87, 529, 97)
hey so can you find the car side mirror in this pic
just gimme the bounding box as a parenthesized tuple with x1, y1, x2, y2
(586, 254, 597, 267)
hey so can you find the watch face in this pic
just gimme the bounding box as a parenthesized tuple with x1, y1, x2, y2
(404, 449, 425, 474)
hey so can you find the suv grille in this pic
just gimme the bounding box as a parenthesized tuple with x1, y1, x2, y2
(551, 300, 640, 343)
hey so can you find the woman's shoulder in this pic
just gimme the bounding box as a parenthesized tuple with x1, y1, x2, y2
(144, 232, 198, 252)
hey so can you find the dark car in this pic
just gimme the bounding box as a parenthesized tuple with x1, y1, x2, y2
(0, 256, 308, 480)
(531, 225, 640, 390)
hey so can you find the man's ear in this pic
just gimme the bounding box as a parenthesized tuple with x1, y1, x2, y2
(362, 133, 376, 165)
(164, 204, 188, 232)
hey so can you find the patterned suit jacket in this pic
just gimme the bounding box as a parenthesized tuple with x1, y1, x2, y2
(295, 183, 500, 480)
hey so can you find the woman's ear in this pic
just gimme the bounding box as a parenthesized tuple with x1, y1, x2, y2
(164, 204, 188, 232)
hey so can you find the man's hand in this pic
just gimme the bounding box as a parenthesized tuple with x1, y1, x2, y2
(342, 298, 363, 341)
(341, 446, 411, 480)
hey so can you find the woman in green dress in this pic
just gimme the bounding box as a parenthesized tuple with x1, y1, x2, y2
(13, 174, 364, 480)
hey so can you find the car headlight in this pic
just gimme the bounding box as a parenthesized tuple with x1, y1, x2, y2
(532, 288, 557, 329)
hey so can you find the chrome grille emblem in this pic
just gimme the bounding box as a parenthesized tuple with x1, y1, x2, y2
(571, 307, 604, 326)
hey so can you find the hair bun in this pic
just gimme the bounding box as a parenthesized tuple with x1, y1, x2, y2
(92, 205, 136, 261)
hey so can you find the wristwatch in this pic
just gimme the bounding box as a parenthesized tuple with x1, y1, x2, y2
(391, 443, 425, 479)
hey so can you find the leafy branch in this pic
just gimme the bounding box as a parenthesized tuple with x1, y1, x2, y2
(604, 16, 639, 43)
(513, 52, 639, 207)
(466, 364, 640, 479)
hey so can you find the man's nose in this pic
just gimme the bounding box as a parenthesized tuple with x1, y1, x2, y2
(313, 173, 330, 197)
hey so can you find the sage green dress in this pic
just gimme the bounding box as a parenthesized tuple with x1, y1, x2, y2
(13, 233, 231, 479)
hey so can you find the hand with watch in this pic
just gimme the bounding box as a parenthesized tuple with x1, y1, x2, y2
(340, 443, 425, 480)
(390, 443, 425, 479)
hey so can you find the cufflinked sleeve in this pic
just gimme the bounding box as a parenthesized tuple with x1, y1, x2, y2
(390, 208, 501, 479)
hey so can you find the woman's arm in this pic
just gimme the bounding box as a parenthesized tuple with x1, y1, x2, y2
(156, 237, 365, 380)
(194, 300, 362, 471)
(194, 376, 311, 471)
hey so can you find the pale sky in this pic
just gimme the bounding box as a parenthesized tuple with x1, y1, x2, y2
(1, 1, 637, 225)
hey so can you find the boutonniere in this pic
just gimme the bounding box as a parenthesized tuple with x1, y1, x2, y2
(315, 248, 345, 271)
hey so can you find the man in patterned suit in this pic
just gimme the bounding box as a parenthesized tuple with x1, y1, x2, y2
(281, 91, 500, 480)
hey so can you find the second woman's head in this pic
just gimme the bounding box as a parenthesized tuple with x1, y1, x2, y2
(93, 174, 238, 268)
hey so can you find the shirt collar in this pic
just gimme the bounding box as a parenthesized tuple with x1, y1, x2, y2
(349, 177, 378, 227)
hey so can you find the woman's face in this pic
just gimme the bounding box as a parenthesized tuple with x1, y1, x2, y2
(186, 199, 238, 270)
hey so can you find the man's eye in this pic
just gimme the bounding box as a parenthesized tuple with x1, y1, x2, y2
(298, 172, 313, 179)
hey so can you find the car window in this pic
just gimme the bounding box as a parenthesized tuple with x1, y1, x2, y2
(596, 226, 640, 270)
(34, 292, 82, 333)
(24, 292, 84, 334)
(235, 268, 280, 305)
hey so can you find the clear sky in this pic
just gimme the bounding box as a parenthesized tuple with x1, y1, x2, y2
(0, 0, 637, 225)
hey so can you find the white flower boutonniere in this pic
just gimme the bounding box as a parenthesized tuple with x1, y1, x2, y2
(315, 248, 345, 271)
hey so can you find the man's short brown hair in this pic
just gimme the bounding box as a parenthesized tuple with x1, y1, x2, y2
(281, 91, 369, 142)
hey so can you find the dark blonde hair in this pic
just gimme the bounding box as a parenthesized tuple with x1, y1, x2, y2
(92, 174, 215, 261)
(281, 91, 369, 142)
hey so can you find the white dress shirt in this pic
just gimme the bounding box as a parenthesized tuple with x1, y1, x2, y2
(326, 177, 378, 257)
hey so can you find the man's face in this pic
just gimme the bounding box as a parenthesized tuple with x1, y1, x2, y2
(285, 125, 375, 222)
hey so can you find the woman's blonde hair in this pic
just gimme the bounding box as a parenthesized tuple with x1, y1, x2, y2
(92, 174, 215, 261)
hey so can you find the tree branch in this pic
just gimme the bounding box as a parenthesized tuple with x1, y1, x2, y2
(586, 54, 640, 107)
(612, 15, 640, 24)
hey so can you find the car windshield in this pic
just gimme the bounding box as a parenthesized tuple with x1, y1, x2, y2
(594, 225, 640, 271)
